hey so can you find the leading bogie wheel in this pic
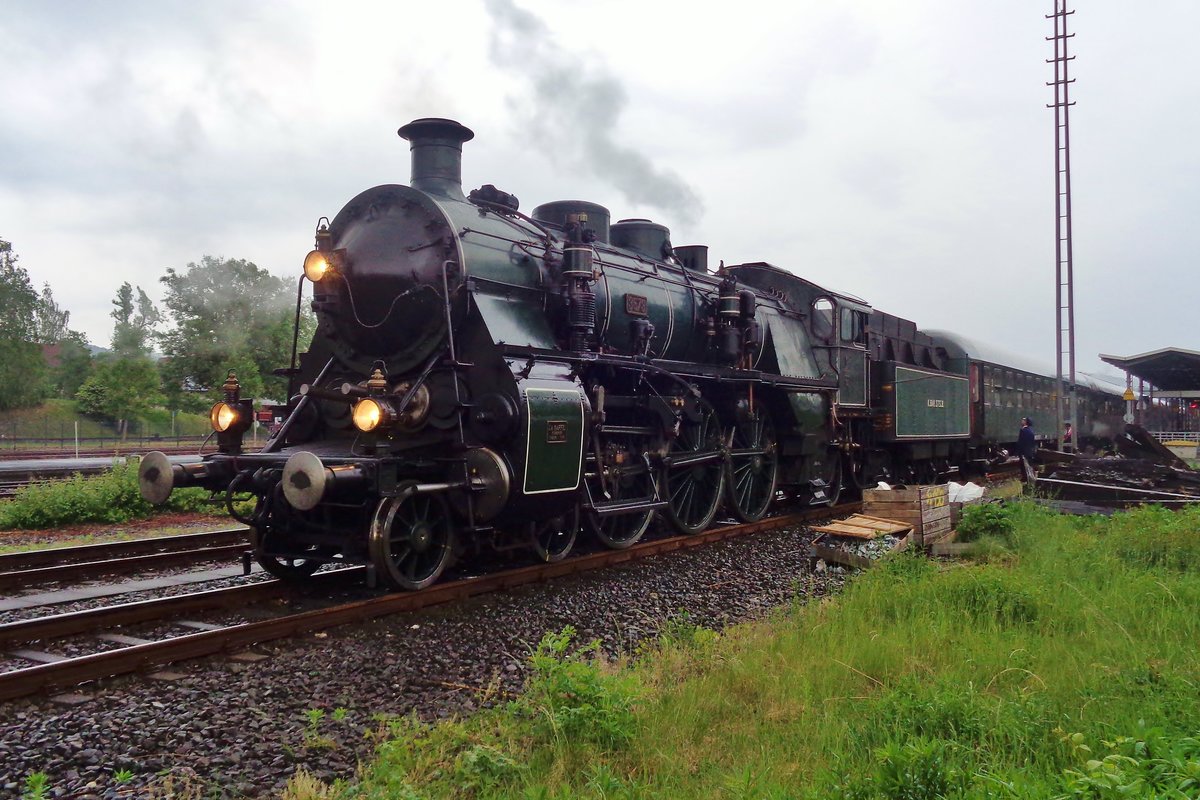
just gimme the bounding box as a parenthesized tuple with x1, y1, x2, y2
(529, 507, 580, 563)
(252, 527, 326, 581)
(369, 487, 455, 590)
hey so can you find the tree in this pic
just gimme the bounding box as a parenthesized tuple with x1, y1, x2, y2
(110, 282, 160, 358)
(50, 330, 94, 399)
(158, 256, 310, 412)
(32, 283, 70, 344)
(75, 356, 163, 439)
(0, 238, 48, 410)
(0, 238, 38, 340)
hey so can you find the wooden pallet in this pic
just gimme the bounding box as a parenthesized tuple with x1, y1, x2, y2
(811, 514, 912, 539)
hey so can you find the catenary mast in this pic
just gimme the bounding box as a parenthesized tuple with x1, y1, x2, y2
(1047, 0, 1079, 451)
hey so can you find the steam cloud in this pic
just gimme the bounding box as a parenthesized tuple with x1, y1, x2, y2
(483, 0, 704, 226)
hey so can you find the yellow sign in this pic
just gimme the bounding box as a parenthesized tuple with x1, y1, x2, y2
(1123, 388, 1136, 401)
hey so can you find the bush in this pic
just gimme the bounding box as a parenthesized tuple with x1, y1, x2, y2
(956, 502, 1016, 543)
(1059, 729, 1200, 798)
(0, 462, 218, 529)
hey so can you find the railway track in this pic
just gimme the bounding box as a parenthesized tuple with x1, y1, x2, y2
(0, 528, 251, 592)
(0, 503, 859, 703)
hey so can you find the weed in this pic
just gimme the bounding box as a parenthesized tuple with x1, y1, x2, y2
(514, 626, 641, 750)
(302, 708, 336, 750)
(873, 738, 966, 800)
(22, 772, 49, 800)
(454, 743, 523, 792)
(113, 767, 134, 784)
(281, 768, 334, 800)
(656, 610, 719, 651)
(957, 502, 1016, 543)
(331, 706, 348, 723)
(1058, 729, 1200, 797)
(880, 547, 936, 582)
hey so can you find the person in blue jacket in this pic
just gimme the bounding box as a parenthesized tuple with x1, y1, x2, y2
(1017, 417, 1037, 480)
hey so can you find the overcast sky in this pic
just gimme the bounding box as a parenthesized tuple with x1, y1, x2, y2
(2, 0, 1197, 380)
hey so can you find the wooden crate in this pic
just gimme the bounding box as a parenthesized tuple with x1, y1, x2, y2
(862, 483, 949, 508)
(924, 524, 958, 548)
(861, 484, 949, 548)
(811, 529, 913, 570)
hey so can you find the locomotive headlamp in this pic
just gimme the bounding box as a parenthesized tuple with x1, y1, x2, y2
(303, 250, 332, 282)
(210, 401, 241, 433)
(209, 369, 253, 453)
(304, 217, 343, 282)
(352, 397, 392, 432)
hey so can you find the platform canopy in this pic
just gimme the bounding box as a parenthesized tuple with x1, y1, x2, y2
(1100, 347, 1200, 397)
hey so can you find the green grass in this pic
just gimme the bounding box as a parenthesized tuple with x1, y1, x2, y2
(285, 501, 1200, 799)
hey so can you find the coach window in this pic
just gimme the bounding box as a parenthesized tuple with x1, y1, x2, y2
(839, 308, 868, 346)
(812, 298, 835, 342)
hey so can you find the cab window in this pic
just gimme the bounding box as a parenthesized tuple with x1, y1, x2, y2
(839, 308, 868, 346)
(812, 298, 835, 341)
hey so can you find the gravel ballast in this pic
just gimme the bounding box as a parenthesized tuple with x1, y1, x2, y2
(0, 522, 843, 798)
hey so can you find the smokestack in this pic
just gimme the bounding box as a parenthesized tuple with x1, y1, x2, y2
(397, 118, 475, 200)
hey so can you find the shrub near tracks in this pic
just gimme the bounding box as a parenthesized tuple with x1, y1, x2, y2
(289, 503, 1200, 799)
(0, 463, 214, 529)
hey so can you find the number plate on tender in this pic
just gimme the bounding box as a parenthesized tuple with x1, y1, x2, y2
(624, 293, 648, 317)
(546, 420, 568, 443)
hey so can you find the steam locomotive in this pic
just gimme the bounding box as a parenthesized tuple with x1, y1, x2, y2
(138, 118, 1121, 590)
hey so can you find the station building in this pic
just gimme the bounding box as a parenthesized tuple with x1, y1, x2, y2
(1100, 347, 1200, 442)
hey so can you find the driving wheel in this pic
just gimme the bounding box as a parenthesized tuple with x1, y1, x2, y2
(664, 400, 726, 534)
(725, 408, 779, 522)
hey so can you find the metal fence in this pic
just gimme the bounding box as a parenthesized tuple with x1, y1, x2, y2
(1150, 431, 1200, 443)
(0, 418, 209, 456)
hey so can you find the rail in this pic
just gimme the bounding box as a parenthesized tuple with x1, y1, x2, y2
(0, 504, 858, 703)
(0, 528, 251, 591)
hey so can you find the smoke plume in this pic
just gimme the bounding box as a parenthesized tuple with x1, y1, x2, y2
(483, 0, 704, 226)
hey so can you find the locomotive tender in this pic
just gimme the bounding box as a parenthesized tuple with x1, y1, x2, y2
(138, 118, 1119, 590)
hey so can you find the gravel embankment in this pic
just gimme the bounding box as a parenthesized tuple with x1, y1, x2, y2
(0, 523, 843, 799)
